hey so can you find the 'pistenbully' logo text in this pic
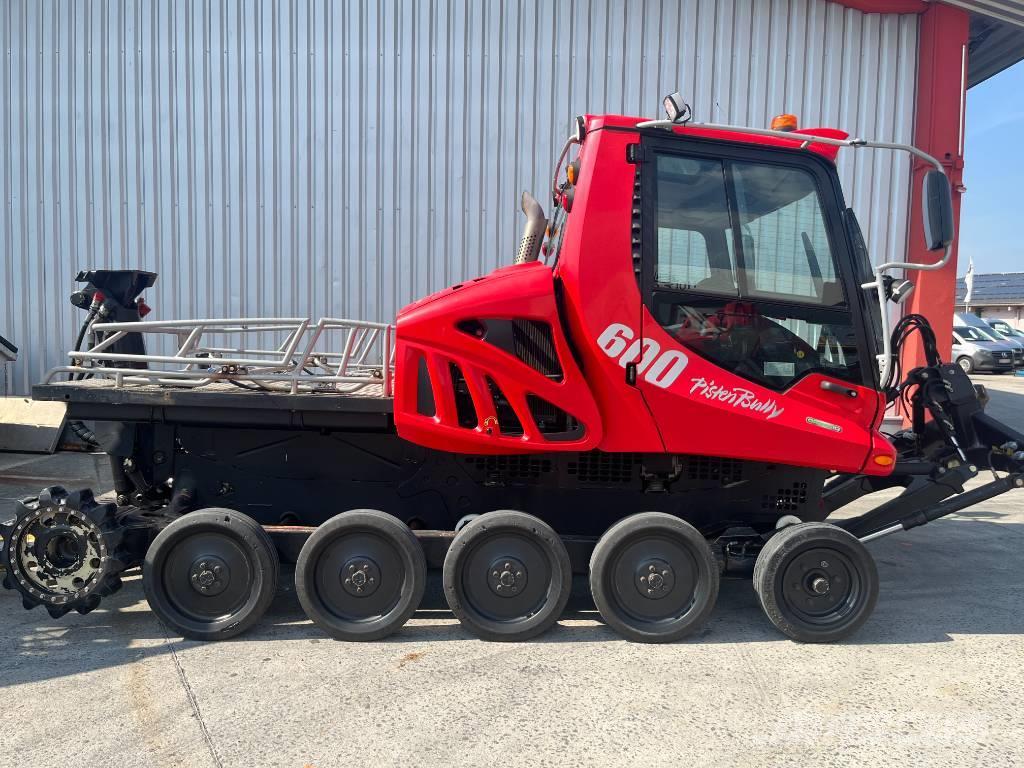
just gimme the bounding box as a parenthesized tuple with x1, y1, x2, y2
(688, 377, 784, 420)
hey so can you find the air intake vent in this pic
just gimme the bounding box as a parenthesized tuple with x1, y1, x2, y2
(463, 319, 563, 380)
(631, 164, 642, 285)
(681, 455, 744, 485)
(527, 394, 583, 440)
(465, 455, 554, 481)
(415, 356, 435, 417)
(448, 363, 477, 428)
(567, 452, 640, 484)
(486, 376, 523, 436)
(512, 321, 562, 380)
(762, 482, 809, 512)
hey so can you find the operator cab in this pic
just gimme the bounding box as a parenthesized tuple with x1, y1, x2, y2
(394, 95, 954, 477)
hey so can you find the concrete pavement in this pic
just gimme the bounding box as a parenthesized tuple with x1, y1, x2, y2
(3, 376, 1024, 767)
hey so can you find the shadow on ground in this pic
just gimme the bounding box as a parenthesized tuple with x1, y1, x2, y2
(3, 378, 1024, 691)
(971, 372, 1024, 427)
(4, 514, 1024, 689)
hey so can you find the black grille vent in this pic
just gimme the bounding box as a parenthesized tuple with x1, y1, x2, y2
(466, 319, 563, 380)
(568, 452, 641, 484)
(527, 394, 582, 439)
(681, 455, 744, 485)
(448, 363, 477, 428)
(631, 162, 642, 285)
(486, 377, 523, 436)
(416, 356, 435, 417)
(465, 455, 553, 481)
(762, 482, 809, 512)
(511, 320, 562, 380)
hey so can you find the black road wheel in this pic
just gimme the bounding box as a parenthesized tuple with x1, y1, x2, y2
(589, 512, 719, 643)
(143, 509, 279, 641)
(295, 509, 426, 641)
(443, 510, 571, 641)
(753, 522, 878, 643)
(957, 356, 974, 374)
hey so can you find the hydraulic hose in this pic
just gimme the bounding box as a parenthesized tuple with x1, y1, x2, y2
(68, 419, 99, 447)
(72, 310, 93, 354)
(69, 303, 101, 448)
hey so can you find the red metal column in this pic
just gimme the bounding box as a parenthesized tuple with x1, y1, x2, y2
(904, 3, 971, 367)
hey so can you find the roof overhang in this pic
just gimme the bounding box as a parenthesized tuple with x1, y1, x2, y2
(829, 1, 1024, 87)
(954, 301, 1024, 306)
(943, 0, 1024, 27)
(959, 3, 1024, 85)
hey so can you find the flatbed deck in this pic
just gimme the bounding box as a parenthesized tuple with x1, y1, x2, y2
(33, 379, 393, 429)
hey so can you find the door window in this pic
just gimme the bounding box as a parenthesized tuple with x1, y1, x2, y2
(649, 151, 863, 390)
(732, 162, 844, 307)
(654, 156, 737, 294)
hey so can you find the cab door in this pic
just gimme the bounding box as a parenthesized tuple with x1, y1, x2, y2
(634, 138, 882, 474)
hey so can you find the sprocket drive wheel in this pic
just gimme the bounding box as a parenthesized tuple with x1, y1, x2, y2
(1, 486, 129, 618)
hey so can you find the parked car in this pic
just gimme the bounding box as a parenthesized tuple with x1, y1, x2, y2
(987, 318, 1024, 340)
(952, 325, 1016, 374)
(955, 311, 1024, 368)
(979, 325, 1024, 368)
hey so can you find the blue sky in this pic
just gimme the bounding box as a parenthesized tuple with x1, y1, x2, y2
(959, 60, 1024, 275)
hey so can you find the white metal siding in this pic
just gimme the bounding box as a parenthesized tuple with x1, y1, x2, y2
(1, 0, 919, 394)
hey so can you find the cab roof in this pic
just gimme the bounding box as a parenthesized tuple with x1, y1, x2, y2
(584, 114, 848, 163)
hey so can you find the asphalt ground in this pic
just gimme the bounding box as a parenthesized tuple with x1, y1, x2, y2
(2, 375, 1024, 767)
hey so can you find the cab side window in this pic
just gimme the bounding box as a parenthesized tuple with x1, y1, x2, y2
(649, 151, 863, 390)
(654, 156, 738, 295)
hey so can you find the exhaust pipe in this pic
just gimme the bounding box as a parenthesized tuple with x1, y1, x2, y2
(514, 191, 547, 265)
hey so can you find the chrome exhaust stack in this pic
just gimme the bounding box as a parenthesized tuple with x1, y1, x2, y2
(514, 191, 547, 265)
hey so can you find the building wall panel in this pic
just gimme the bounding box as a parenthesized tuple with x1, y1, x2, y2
(1, 0, 919, 394)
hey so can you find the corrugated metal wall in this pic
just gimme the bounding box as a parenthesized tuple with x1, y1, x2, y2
(1, 0, 918, 395)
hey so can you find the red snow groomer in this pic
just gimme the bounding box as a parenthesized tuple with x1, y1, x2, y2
(9, 93, 1023, 645)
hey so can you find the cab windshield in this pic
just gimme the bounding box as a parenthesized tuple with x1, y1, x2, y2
(956, 326, 993, 342)
(995, 324, 1024, 338)
(648, 151, 868, 390)
(978, 326, 1009, 342)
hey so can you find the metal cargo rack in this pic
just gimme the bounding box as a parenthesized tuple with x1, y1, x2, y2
(44, 317, 395, 397)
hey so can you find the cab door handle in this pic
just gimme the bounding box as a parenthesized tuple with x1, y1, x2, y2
(820, 380, 858, 398)
(625, 361, 638, 386)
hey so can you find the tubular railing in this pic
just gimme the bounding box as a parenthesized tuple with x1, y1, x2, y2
(45, 317, 395, 396)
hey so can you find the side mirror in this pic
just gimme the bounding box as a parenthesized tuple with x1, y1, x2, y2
(922, 170, 954, 251)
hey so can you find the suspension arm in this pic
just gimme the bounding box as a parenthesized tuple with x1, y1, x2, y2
(858, 471, 1024, 543)
(837, 464, 977, 539)
(822, 461, 938, 513)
